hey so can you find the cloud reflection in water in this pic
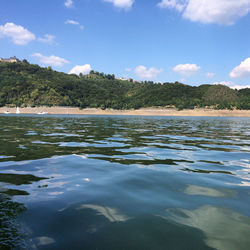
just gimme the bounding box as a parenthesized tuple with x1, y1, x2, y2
(77, 204, 131, 223)
(164, 205, 250, 250)
(184, 185, 237, 198)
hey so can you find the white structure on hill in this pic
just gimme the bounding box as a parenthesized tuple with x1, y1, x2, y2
(0, 56, 20, 63)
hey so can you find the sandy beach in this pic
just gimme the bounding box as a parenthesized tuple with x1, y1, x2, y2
(0, 106, 250, 117)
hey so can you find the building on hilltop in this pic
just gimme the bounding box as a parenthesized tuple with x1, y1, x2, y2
(115, 77, 141, 83)
(115, 77, 129, 81)
(0, 56, 20, 63)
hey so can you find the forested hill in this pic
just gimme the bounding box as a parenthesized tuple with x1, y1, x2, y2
(0, 60, 249, 110)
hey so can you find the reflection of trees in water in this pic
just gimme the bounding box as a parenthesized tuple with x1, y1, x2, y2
(0, 194, 26, 249)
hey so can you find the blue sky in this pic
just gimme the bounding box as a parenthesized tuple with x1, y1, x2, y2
(1, 0, 250, 88)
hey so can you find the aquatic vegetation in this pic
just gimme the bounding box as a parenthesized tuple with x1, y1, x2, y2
(0, 194, 26, 249)
(0, 173, 47, 185)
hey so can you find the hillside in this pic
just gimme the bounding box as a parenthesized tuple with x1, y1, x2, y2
(0, 60, 249, 110)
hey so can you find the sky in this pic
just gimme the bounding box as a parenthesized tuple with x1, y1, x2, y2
(0, 0, 250, 89)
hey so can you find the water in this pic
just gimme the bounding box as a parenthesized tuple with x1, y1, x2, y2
(0, 114, 249, 250)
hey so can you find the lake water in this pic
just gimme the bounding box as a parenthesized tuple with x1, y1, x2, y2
(0, 114, 249, 250)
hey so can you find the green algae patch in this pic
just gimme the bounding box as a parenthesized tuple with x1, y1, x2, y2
(0, 173, 48, 185)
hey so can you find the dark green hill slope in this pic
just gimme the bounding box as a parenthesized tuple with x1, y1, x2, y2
(0, 61, 249, 109)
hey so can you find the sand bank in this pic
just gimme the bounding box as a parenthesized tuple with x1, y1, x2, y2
(0, 107, 250, 117)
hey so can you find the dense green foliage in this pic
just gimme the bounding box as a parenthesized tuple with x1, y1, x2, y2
(0, 61, 249, 109)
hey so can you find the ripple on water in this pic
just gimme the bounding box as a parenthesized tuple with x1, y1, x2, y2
(0, 115, 249, 249)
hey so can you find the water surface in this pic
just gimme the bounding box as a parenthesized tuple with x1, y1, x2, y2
(0, 115, 249, 249)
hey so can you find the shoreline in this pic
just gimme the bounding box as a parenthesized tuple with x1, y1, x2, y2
(0, 107, 250, 117)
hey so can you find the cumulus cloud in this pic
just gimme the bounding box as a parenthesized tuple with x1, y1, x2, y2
(157, 0, 250, 25)
(69, 64, 92, 75)
(65, 20, 84, 30)
(184, 0, 250, 25)
(213, 81, 250, 90)
(173, 63, 200, 76)
(104, 0, 135, 10)
(207, 72, 215, 78)
(230, 58, 250, 78)
(65, 0, 73, 8)
(134, 65, 162, 79)
(32, 53, 70, 67)
(0, 22, 35, 45)
(37, 34, 56, 44)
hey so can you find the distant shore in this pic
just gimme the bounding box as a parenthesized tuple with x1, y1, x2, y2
(0, 106, 250, 117)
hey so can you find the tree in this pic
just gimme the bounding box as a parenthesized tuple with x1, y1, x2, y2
(0, 61, 249, 110)
(22, 59, 29, 64)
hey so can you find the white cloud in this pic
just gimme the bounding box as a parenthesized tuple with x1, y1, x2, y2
(134, 65, 162, 80)
(69, 64, 92, 75)
(157, 0, 186, 12)
(32, 53, 70, 67)
(230, 58, 250, 78)
(125, 68, 132, 72)
(184, 0, 250, 25)
(104, 0, 135, 10)
(207, 72, 215, 78)
(65, 0, 73, 8)
(37, 34, 56, 44)
(213, 81, 250, 90)
(65, 20, 84, 30)
(157, 0, 250, 25)
(65, 20, 79, 25)
(0, 22, 35, 45)
(173, 63, 200, 76)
